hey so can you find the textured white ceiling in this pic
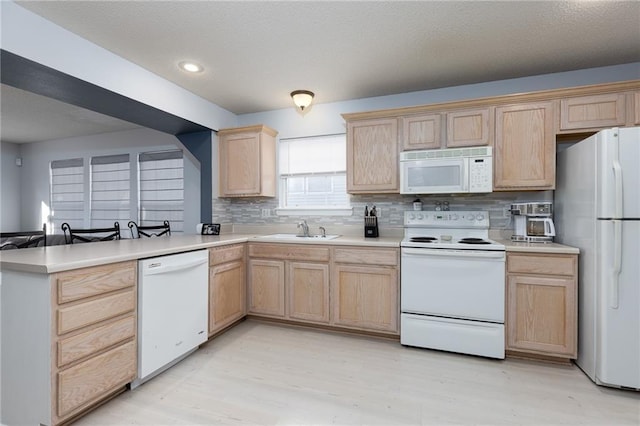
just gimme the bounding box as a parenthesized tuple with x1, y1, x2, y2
(3, 1, 640, 143)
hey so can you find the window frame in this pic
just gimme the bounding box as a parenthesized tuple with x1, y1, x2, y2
(276, 133, 352, 216)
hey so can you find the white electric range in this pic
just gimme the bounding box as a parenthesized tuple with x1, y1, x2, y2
(400, 210, 506, 359)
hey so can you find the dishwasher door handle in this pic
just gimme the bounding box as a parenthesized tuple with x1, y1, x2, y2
(142, 256, 208, 276)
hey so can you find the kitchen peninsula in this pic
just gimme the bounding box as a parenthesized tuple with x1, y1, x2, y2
(1, 233, 577, 425)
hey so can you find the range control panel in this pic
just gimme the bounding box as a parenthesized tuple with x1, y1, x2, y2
(404, 210, 490, 228)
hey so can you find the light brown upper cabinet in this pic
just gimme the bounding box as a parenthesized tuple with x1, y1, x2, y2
(346, 118, 399, 193)
(446, 108, 492, 147)
(559, 93, 627, 131)
(494, 102, 555, 190)
(218, 124, 277, 197)
(400, 113, 441, 150)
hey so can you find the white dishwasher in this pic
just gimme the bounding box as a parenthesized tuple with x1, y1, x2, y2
(131, 249, 209, 389)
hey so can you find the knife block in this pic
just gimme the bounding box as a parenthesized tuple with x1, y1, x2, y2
(364, 216, 379, 238)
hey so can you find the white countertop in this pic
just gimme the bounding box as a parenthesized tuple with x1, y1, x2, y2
(0, 233, 402, 274)
(497, 239, 580, 255)
(0, 233, 579, 274)
(0, 234, 253, 274)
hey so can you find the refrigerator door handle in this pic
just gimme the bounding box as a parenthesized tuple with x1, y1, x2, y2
(611, 219, 622, 309)
(612, 160, 623, 218)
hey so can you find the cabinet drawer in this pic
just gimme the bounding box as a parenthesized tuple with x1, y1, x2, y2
(57, 290, 136, 335)
(57, 261, 136, 304)
(57, 316, 136, 368)
(249, 243, 330, 262)
(507, 253, 576, 276)
(333, 248, 398, 266)
(209, 244, 245, 266)
(57, 340, 136, 418)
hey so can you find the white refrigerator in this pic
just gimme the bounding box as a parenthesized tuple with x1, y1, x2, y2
(555, 127, 640, 390)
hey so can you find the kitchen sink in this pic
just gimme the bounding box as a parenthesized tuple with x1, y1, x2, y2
(258, 233, 341, 240)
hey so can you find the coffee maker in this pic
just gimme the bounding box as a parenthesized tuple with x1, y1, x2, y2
(510, 202, 556, 243)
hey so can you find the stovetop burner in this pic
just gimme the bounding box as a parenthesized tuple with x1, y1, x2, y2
(458, 238, 491, 245)
(410, 237, 437, 243)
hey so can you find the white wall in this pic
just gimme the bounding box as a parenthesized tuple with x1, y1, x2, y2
(237, 62, 640, 138)
(0, 1, 237, 131)
(0, 142, 21, 231)
(16, 127, 201, 234)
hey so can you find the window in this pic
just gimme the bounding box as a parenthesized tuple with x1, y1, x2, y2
(279, 134, 349, 213)
(90, 154, 130, 228)
(50, 158, 84, 232)
(138, 150, 184, 232)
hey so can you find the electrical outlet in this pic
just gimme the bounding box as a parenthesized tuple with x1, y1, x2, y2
(503, 207, 511, 218)
(261, 208, 271, 218)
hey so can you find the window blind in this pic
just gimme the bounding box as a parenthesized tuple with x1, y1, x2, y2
(90, 154, 130, 228)
(138, 150, 184, 232)
(50, 158, 84, 232)
(279, 134, 349, 208)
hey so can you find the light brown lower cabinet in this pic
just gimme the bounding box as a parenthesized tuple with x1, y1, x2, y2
(57, 340, 136, 418)
(247, 243, 330, 324)
(247, 244, 400, 334)
(288, 262, 330, 323)
(209, 244, 246, 335)
(53, 261, 138, 424)
(331, 247, 399, 335)
(248, 258, 286, 317)
(506, 252, 577, 359)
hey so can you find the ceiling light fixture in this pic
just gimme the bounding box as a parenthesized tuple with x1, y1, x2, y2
(290, 90, 314, 112)
(178, 61, 203, 73)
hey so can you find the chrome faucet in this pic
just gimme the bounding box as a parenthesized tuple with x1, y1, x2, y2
(297, 220, 310, 237)
(319, 226, 326, 238)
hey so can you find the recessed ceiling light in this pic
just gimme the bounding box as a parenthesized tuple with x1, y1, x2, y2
(179, 61, 203, 73)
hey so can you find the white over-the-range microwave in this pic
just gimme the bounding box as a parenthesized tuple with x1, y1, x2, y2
(399, 146, 493, 194)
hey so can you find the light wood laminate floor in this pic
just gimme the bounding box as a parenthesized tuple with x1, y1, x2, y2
(76, 320, 639, 425)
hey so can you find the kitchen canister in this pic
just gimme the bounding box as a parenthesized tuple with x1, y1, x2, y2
(413, 199, 423, 211)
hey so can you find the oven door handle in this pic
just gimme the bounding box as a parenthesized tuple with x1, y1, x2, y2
(401, 247, 505, 260)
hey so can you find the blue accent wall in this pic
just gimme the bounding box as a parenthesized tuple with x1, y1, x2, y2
(177, 131, 213, 222)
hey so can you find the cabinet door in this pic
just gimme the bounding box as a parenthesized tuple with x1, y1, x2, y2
(288, 262, 329, 323)
(494, 102, 555, 190)
(634, 91, 640, 125)
(506, 274, 576, 357)
(219, 132, 261, 196)
(209, 260, 246, 335)
(559, 93, 626, 131)
(248, 259, 285, 317)
(401, 113, 441, 150)
(331, 264, 398, 333)
(446, 108, 491, 147)
(346, 118, 399, 193)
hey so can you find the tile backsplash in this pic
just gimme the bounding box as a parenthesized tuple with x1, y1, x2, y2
(213, 191, 553, 232)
